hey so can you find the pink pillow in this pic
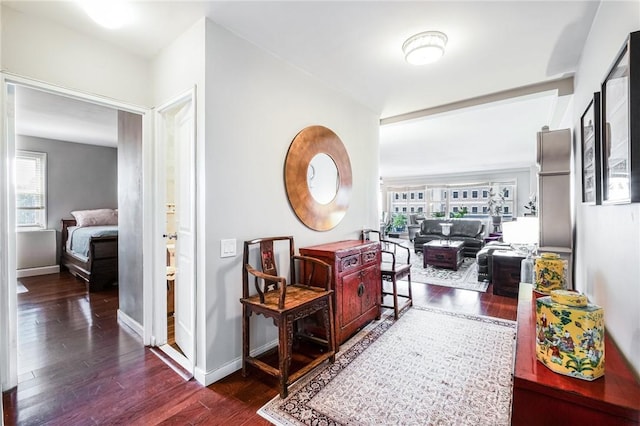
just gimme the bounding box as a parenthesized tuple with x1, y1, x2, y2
(71, 209, 118, 227)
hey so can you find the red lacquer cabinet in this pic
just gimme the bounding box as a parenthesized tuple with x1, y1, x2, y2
(300, 240, 381, 347)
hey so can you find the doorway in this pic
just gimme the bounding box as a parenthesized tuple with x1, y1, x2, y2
(1, 75, 150, 391)
(155, 89, 196, 374)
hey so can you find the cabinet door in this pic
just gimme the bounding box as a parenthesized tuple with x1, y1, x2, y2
(340, 269, 365, 328)
(360, 265, 379, 314)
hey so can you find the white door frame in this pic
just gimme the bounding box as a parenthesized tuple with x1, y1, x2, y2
(0, 73, 153, 391)
(153, 88, 197, 373)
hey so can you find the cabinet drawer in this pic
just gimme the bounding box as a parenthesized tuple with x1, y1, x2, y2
(361, 249, 378, 266)
(339, 254, 361, 272)
(426, 251, 456, 262)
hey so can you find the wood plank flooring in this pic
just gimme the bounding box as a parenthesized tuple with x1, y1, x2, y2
(3, 270, 517, 425)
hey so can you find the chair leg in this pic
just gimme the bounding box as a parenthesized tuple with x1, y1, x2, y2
(407, 272, 413, 309)
(242, 305, 250, 377)
(278, 317, 293, 398)
(392, 277, 399, 320)
(323, 298, 336, 361)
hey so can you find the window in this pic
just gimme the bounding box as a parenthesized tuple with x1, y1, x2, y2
(452, 191, 459, 199)
(482, 190, 489, 198)
(472, 206, 478, 213)
(410, 192, 415, 200)
(418, 192, 424, 200)
(395, 193, 399, 200)
(462, 190, 468, 198)
(402, 192, 407, 200)
(16, 151, 47, 229)
(472, 190, 478, 198)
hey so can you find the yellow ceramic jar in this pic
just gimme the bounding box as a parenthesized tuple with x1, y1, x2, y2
(534, 252, 568, 294)
(536, 290, 605, 381)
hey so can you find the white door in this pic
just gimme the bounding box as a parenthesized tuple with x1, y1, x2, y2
(173, 99, 196, 362)
(156, 89, 196, 371)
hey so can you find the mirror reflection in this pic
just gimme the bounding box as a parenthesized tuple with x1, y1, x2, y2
(307, 153, 339, 205)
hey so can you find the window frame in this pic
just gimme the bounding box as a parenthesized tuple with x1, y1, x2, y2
(16, 150, 47, 230)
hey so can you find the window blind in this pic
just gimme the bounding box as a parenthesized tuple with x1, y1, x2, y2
(16, 150, 47, 228)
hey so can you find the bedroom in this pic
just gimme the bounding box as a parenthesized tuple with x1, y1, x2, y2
(16, 85, 118, 283)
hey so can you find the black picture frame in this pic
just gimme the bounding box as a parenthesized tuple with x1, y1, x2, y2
(601, 30, 640, 204)
(580, 93, 601, 204)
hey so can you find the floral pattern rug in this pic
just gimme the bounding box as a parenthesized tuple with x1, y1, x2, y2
(258, 306, 516, 426)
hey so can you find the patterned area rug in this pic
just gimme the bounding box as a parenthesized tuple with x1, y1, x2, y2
(258, 306, 517, 426)
(411, 253, 488, 292)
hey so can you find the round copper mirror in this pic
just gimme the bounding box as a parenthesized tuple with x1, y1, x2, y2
(284, 126, 352, 231)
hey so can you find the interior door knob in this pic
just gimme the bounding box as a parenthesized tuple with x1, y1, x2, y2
(163, 233, 178, 240)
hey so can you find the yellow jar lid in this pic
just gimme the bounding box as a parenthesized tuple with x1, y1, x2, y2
(540, 252, 560, 259)
(550, 290, 588, 307)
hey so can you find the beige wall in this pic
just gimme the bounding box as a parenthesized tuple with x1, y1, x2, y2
(572, 0, 640, 375)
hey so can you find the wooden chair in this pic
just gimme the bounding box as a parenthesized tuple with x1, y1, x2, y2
(361, 229, 413, 319)
(241, 236, 336, 398)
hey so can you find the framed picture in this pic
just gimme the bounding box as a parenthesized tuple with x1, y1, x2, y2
(601, 30, 640, 204)
(580, 93, 601, 204)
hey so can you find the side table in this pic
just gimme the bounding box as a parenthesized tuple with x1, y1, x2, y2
(491, 250, 524, 297)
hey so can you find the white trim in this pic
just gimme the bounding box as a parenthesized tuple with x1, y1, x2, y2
(16, 265, 59, 278)
(158, 344, 193, 376)
(1, 79, 18, 391)
(141, 101, 155, 346)
(1, 72, 148, 115)
(197, 341, 278, 386)
(117, 309, 144, 338)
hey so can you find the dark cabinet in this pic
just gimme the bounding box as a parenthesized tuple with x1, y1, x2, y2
(300, 240, 381, 346)
(491, 251, 524, 298)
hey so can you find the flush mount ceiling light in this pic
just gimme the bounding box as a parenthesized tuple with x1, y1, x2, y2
(402, 31, 448, 65)
(78, 0, 132, 29)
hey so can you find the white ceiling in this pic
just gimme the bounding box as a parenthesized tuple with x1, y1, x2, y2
(15, 86, 118, 147)
(6, 1, 602, 177)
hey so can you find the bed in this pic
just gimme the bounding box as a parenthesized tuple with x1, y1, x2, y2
(60, 209, 118, 292)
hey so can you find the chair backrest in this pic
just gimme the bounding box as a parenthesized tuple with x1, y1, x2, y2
(243, 236, 294, 300)
(242, 236, 333, 309)
(361, 228, 382, 242)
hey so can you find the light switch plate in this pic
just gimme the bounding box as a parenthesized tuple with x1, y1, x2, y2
(220, 239, 236, 258)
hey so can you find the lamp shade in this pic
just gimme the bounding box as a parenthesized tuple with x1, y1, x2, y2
(403, 31, 448, 65)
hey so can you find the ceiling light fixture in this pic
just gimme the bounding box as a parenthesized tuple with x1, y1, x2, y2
(402, 31, 448, 65)
(78, 0, 132, 30)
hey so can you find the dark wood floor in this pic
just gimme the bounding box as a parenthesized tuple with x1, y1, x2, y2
(3, 270, 517, 425)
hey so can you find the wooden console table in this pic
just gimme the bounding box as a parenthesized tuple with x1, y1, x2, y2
(300, 240, 381, 347)
(512, 283, 640, 425)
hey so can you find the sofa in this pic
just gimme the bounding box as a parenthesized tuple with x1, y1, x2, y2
(413, 219, 486, 257)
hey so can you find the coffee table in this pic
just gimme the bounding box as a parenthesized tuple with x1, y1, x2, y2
(423, 240, 464, 270)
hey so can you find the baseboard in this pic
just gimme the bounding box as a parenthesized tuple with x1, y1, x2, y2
(16, 265, 60, 278)
(117, 309, 144, 338)
(198, 340, 277, 386)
